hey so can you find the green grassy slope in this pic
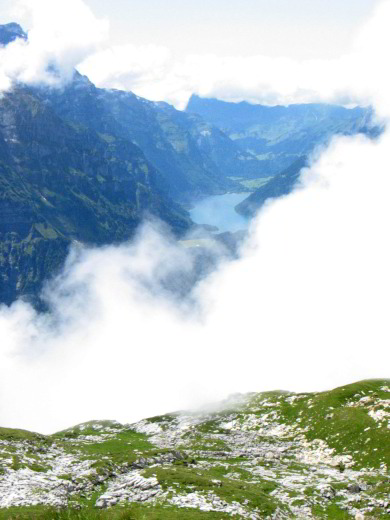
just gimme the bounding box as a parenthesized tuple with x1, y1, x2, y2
(1, 380, 390, 519)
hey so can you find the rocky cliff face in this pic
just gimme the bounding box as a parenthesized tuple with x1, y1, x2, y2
(1, 380, 390, 519)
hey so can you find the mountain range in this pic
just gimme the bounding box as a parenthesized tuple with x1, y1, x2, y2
(0, 23, 379, 306)
(186, 94, 377, 176)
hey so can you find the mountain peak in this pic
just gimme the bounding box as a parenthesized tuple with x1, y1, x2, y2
(0, 22, 27, 46)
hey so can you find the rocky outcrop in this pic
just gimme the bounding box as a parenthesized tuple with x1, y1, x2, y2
(1, 381, 390, 518)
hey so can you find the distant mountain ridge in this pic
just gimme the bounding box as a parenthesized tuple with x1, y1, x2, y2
(186, 95, 377, 176)
(34, 73, 261, 201)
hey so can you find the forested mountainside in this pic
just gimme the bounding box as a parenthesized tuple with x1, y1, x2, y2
(0, 83, 190, 305)
(186, 95, 378, 176)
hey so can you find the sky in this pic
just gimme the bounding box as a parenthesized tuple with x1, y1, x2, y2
(0, 0, 383, 107)
(1, 0, 380, 60)
(85, 0, 380, 60)
(1, 0, 390, 433)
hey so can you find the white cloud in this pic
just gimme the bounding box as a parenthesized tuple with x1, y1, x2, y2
(79, 49, 374, 111)
(0, 0, 108, 89)
(2, 128, 390, 434)
(2, 0, 389, 113)
(79, 44, 171, 92)
(77, 1, 390, 113)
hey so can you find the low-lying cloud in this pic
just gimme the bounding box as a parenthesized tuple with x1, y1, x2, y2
(2, 128, 390, 434)
(1, 1, 390, 435)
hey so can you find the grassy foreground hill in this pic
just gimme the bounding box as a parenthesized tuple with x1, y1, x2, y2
(1, 380, 390, 519)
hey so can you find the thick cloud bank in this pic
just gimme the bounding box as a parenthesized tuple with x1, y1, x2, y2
(1, 1, 390, 434)
(1, 128, 390, 434)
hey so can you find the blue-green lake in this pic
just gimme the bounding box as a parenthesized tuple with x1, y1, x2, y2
(189, 192, 250, 233)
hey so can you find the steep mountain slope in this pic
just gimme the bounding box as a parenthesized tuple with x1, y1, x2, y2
(235, 157, 308, 217)
(0, 85, 190, 304)
(186, 95, 377, 176)
(0, 22, 266, 305)
(34, 74, 260, 201)
(1, 379, 390, 519)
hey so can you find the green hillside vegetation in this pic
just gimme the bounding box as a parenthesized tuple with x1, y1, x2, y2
(0, 85, 190, 304)
(1, 380, 390, 518)
(235, 157, 307, 217)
